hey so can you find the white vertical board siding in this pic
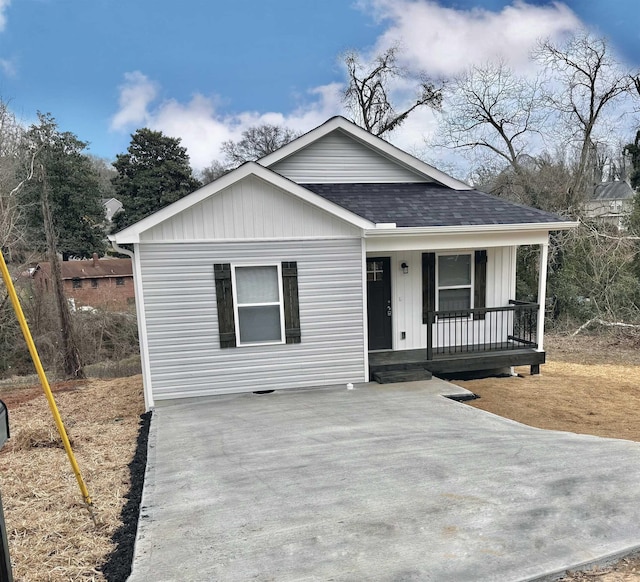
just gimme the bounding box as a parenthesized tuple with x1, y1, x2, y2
(140, 175, 360, 242)
(381, 246, 515, 350)
(139, 238, 365, 400)
(433, 246, 515, 349)
(270, 131, 429, 184)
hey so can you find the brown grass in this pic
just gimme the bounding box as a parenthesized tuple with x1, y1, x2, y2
(0, 376, 144, 581)
(460, 359, 640, 442)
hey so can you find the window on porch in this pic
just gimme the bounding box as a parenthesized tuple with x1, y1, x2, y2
(437, 254, 472, 311)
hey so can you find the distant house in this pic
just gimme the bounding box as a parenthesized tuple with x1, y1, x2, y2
(110, 116, 577, 410)
(585, 181, 636, 230)
(102, 198, 123, 223)
(33, 254, 134, 309)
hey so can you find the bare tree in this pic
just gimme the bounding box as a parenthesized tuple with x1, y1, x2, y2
(201, 124, 300, 185)
(221, 124, 299, 165)
(199, 160, 229, 185)
(25, 115, 85, 378)
(436, 60, 547, 203)
(39, 167, 84, 377)
(0, 100, 28, 259)
(534, 32, 633, 207)
(343, 46, 442, 137)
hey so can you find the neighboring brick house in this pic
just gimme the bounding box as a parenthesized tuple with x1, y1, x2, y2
(33, 254, 134, 309)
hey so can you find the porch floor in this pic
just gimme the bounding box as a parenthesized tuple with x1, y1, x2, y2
(369, 345, 545, 376)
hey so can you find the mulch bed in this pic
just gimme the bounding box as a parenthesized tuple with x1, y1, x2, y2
(99, 411, 151, 582)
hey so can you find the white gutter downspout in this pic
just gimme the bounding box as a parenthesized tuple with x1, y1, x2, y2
(110, 239, 155, 411)
(537, 241, 549, 353)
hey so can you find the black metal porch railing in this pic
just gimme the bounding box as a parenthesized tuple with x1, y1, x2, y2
(426, 300, 539, 361)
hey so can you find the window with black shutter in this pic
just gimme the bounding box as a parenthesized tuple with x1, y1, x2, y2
(214, 261, 300, 348)
(423, 251, 487, 320)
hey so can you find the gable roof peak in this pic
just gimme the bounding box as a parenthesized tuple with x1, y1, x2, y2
(259, 117, 470, 191)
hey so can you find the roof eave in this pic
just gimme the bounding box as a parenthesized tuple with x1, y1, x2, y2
(364, 221, 579, 237)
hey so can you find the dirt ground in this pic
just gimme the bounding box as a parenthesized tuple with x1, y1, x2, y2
(0, 332, 639, 580)
(0, 375, 145, 581)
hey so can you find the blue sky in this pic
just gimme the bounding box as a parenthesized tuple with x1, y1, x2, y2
(0, 0, 639, 171)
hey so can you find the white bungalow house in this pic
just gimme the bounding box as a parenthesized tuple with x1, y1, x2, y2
(110, 117, 577, 409)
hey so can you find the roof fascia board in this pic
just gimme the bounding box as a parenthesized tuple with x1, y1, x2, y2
(363, 221, 579, 238)
(259, 116, 472, 191)
(112, 162, 374, 243)
(366, 230, 550, 252)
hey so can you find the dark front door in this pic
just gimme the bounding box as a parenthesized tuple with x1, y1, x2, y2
(367, 257, 392, 350)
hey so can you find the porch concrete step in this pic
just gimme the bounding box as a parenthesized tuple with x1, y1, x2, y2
(373, 368, 433, 384)
(369, 361, 430, 373)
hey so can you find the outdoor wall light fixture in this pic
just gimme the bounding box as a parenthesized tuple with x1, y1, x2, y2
(401, 262, 409, 274)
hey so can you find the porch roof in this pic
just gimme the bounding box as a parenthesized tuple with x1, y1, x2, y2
(301, 183, 567, 228)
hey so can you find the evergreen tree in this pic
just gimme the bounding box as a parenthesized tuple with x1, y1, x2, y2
(112, 128, 201, 230)
(19, 113, 90, 377)
(20, 113, 106, 259)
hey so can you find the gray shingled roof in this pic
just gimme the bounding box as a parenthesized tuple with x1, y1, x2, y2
(301, 183, 566, 227)
(592, 181, 635, 201)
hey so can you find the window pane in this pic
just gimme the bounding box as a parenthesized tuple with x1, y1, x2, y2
(238, 305, 282, 343)
(439, 255, 471, 286)
(236, 266, 279, 303)
(366, 261, 384, 282)
(439, 288, 471, 311)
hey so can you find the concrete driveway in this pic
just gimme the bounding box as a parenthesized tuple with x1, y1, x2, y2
(128, 379, 640, 582)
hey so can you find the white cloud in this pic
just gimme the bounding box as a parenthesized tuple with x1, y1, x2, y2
(110, 71, 159, 131)
(363, 0, 582, 76)
(109, 2, 589, 175)
(110, 73, 344, 170)
(0, 0, 10, 32)
(0, 57, 15, 76)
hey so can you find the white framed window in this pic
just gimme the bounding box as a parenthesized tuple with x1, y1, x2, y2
(437, 253, 473, 312)
(231, 264, 285, 346)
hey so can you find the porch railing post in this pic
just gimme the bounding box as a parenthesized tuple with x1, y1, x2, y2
(537, 242, 549, 351)
(426, 312, 433, 361)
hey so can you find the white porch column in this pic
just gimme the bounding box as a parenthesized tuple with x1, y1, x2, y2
(537, 241, 549, 352)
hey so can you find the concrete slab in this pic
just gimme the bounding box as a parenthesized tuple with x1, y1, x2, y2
(128, 379, 640, 582)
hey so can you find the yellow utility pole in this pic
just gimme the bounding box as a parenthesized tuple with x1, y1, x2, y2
(0, 250, 94, 521)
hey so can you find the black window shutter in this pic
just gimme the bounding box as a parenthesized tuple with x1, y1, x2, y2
(422, 253, 436, 324)
(474, 250, 487, 321)
(214, 263, 236, 348)
(282, 261, 301, 344)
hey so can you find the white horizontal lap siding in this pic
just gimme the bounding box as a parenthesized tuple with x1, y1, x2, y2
(138, 239, 365, 399)
(270, 131, 429, 183)
(141, 175, 360, 242)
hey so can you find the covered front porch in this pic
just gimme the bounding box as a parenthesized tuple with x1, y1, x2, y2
(364, 223, 553, 382)
(368, 300, 545, 382)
